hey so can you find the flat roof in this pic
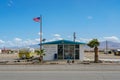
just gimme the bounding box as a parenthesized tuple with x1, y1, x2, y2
(42, 40, 86, 45)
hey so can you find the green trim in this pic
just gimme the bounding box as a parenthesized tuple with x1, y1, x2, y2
(42, 40, 86, 45)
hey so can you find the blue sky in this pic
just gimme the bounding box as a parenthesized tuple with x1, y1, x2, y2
(0, 0, 120, 47)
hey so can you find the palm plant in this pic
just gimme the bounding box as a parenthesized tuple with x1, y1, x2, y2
(35, 49, 45, 63)
(87, 39, 100, 63)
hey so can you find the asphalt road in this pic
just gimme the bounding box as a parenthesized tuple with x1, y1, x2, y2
(0, 64, 120, 80)
(0, 64, 120, 71)
(0, 71, 120, 80)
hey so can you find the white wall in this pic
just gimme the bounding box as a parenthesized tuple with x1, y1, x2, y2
(79, 44, 85, 61)
(43, 45, 57, 60)
(0, 49, 1, 54)
(43, 44, 85, 61)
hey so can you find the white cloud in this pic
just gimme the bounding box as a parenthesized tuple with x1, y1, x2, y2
(14, 39, 38, 47)
(6, 41, 15, 46)
(54, 34, 61, 37)
(1, 41, 15, 47)
(103, 36, 120, 42)
(47, 34, 63, 42)
(38, 32, 43, 36)
(87, 16, 93, 19)
(0, 40, 5, 44)
(1, 35, 120, 48)
(53, 34, 63, 40)
(38, 32, 40, 35)
(78, 36, 120, 43)
(79, 38, 92, 42)
(0, 37, 40, 48)
(9, 0, 13, 4)
(56, 37, 63, 40)
(8, 0, 14, 7)
(14, 38, 22, 42)
(49, 38, 63, 42)
(8, 3, 12, 7)
(35, 38, 40, 42)
(67, 36, 72, 38)
(20, 39, 38, 47)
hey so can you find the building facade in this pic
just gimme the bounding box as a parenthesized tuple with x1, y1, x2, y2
(43, 40, 86, 61)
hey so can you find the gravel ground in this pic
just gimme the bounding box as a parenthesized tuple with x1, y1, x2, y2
(0, 52, 120, 62)
(84, 52, 120, 60)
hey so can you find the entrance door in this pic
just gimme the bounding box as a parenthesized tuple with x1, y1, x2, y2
(58, 45, 79, 60)
(64, 45, 74, 59)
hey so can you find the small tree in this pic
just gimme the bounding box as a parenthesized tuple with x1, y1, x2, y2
(35, 49, 45, 63)
(87, 39, 100, 63)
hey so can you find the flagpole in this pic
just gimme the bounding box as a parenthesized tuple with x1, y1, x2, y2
(40, 15, 42, 51)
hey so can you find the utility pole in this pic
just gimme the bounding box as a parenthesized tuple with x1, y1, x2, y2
(105, 40, 108, 54)
(73, 32, 76, 63)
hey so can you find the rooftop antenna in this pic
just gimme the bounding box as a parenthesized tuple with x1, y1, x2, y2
(73, 32, 76, 63)
(73, 32, 76, 42)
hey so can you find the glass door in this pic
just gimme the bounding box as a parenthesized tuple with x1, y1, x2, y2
(64, 45, 74, 59)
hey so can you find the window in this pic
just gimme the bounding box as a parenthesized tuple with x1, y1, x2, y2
(75, 45, 79, 49)
(58, 45, 63, 59)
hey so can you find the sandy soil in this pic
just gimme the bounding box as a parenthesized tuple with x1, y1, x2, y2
(84, 52, 120, 60)
(0, 53, 39, 61)
(0, 52, 120, 61)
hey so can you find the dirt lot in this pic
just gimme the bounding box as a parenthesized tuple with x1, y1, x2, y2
(0, 53, 39, 61)
(0, 52, 120, 61)
(85, 52, 120, 60)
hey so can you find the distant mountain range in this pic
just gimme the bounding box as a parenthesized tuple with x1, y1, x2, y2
(1, 44, 39, 50)
(99, 41, 120, 49)
(85, 41, 120, 50)
(2, 41, 120, 50)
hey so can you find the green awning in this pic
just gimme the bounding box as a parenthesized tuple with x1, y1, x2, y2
(42, 40, 86, 45)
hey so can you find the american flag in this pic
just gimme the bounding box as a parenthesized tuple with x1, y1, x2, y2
(33, 17, 40, 22)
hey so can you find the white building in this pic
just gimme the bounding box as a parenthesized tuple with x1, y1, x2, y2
(0, 49, 1, 54)
(42, 40, 86, 61)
